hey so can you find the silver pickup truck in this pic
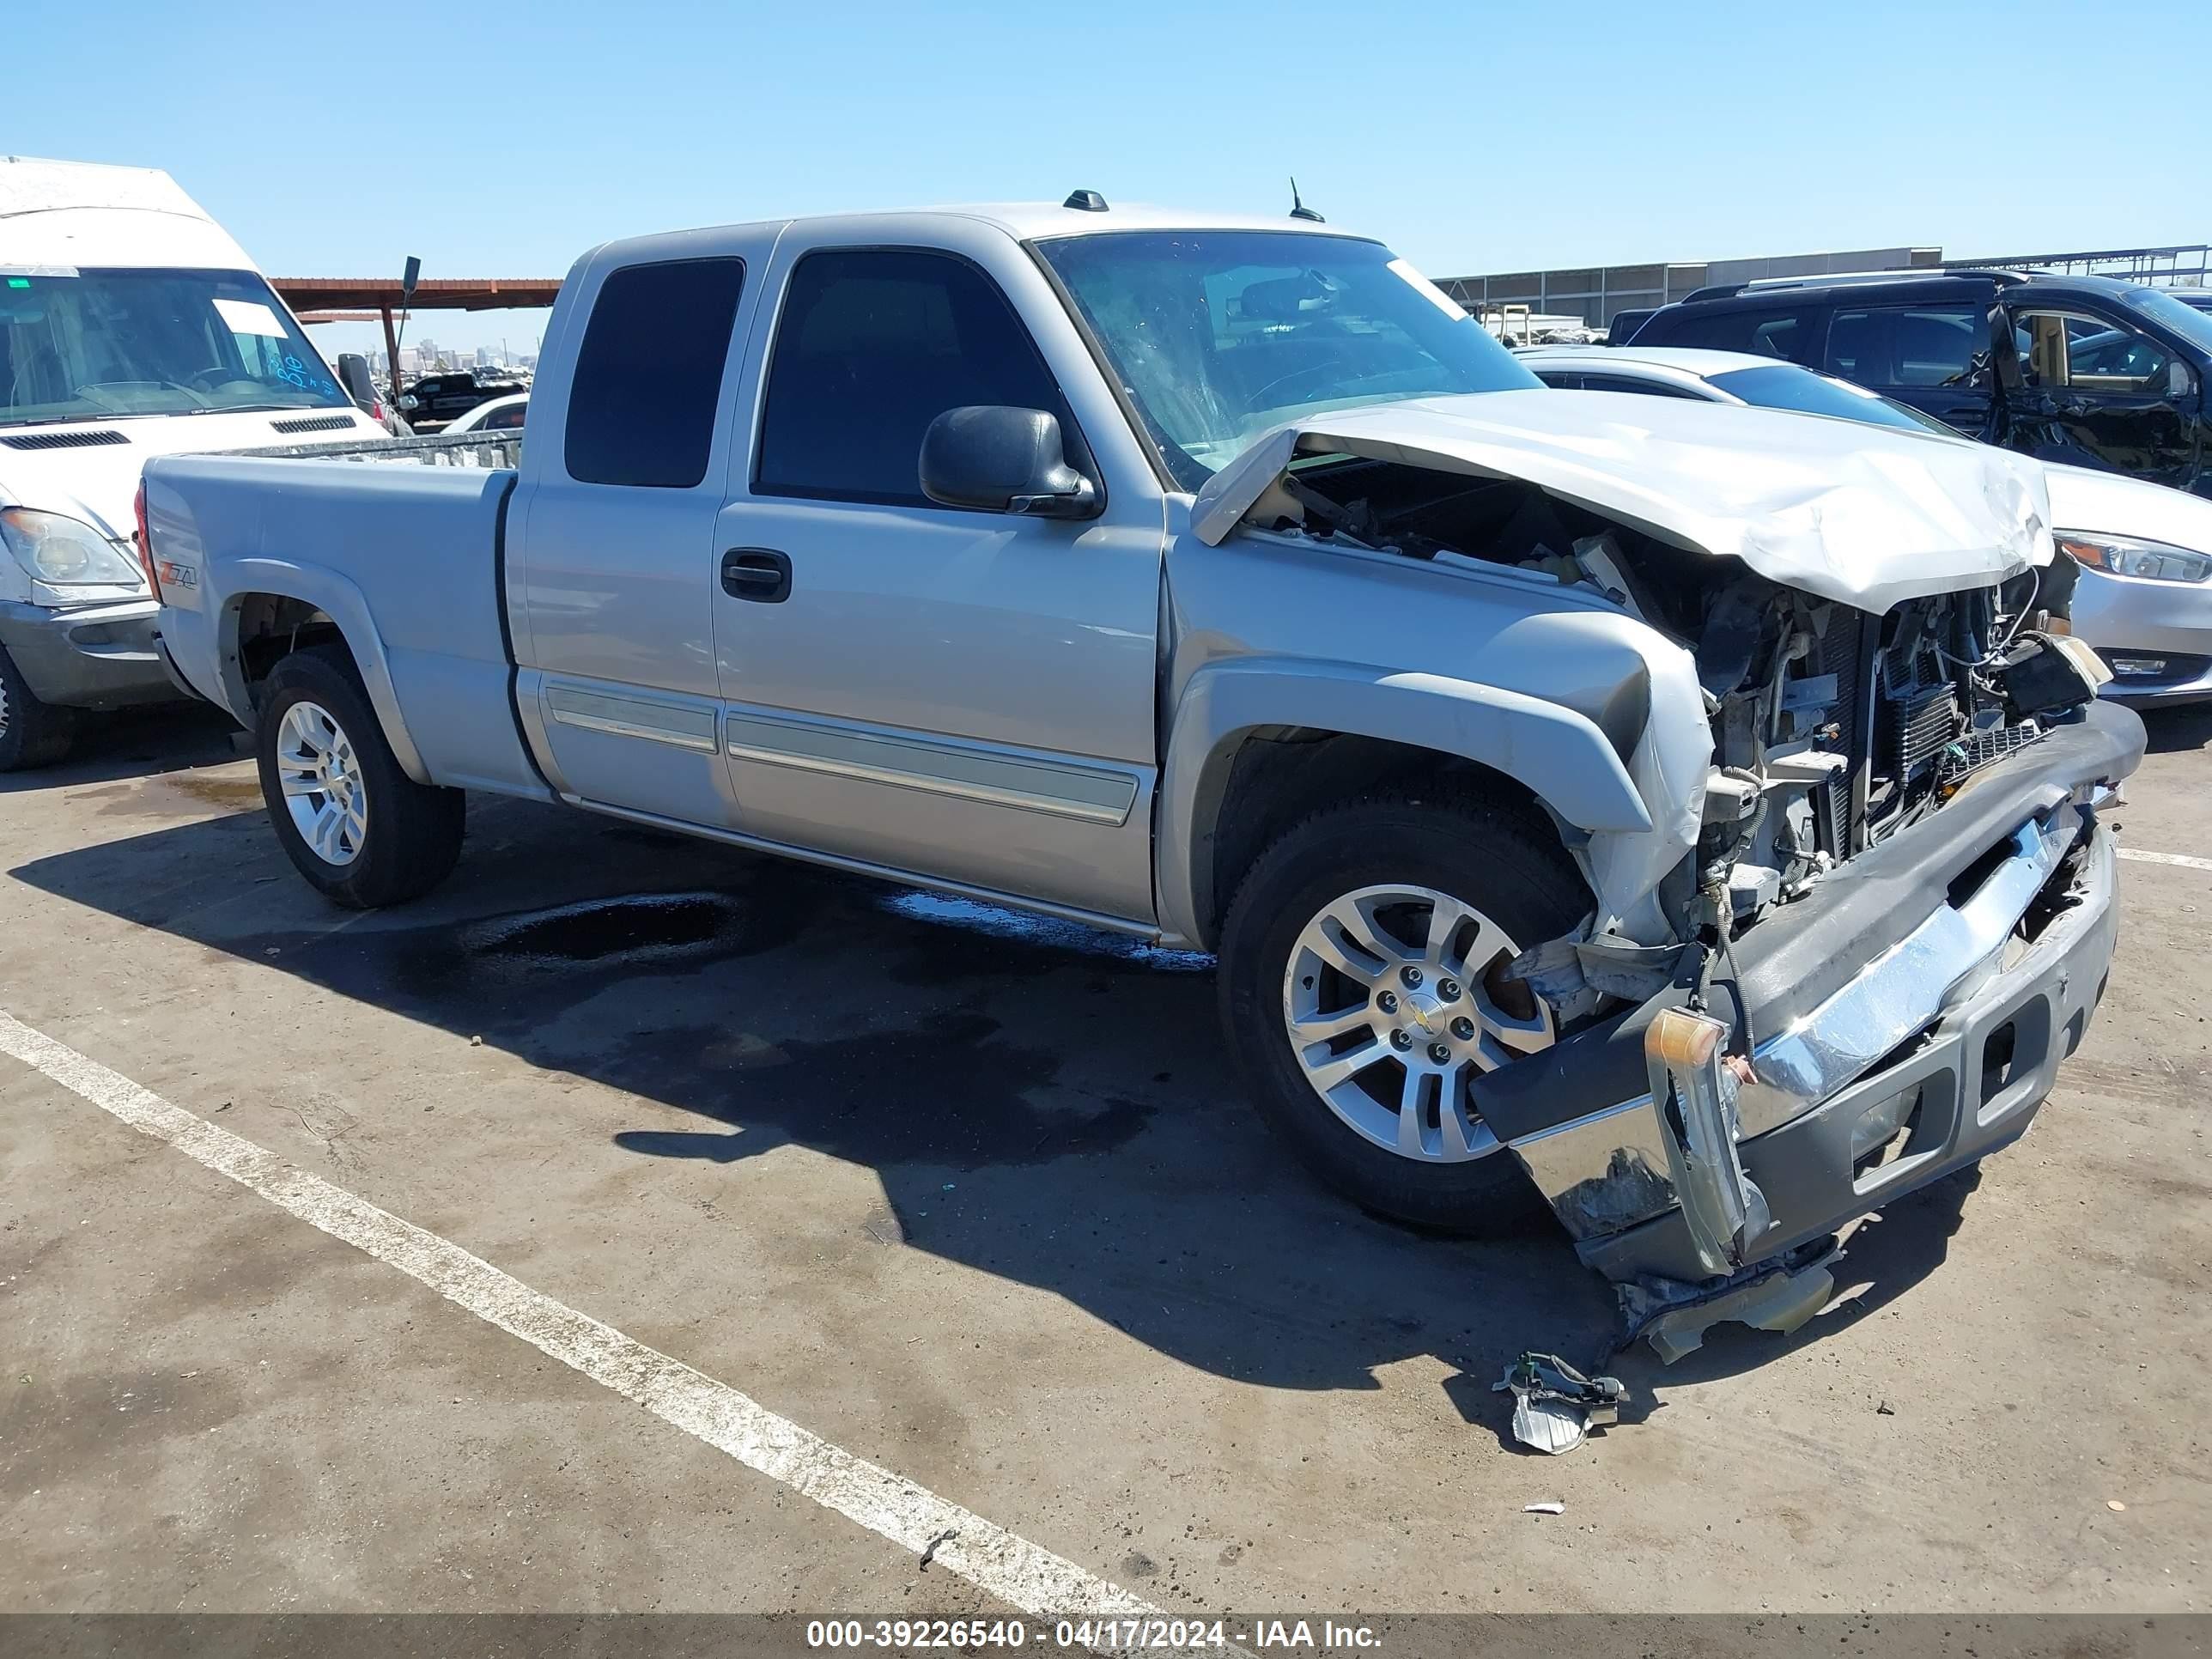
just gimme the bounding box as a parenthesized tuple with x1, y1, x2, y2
(143, 201, 2142, 1340)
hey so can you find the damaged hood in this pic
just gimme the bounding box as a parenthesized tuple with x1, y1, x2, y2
(1190, 389, 2053, 611)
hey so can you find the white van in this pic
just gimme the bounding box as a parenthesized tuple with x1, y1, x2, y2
(0, 155, 387, 768)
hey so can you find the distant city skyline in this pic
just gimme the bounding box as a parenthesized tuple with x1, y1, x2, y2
(318, 307, 550, 365)
(362, 339, 537, 378)
(14, 1, 2209, 359)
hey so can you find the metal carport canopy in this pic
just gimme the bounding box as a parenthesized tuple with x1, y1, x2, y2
(270, 276, 561, 396)
(270, 276, 562, 315)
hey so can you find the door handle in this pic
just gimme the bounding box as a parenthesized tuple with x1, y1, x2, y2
(721, 548, 792, 604)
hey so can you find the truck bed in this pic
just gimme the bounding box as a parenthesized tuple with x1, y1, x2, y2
(223, 429, 524, 468)
(143, 447, 546, 800)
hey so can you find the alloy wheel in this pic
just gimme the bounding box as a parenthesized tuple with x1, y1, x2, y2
(275, 699, 368, 866)
(1280, 884, 1553, 1162)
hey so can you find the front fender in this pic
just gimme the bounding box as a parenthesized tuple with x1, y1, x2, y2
(1157, 655, 1659, 946)
(218, 557, 431, 785)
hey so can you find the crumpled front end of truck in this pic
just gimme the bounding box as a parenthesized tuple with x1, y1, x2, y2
(1482, 565, 2138, 1324)
(1488, 706, 2132, 1328)
(1192, 394, 2143, 1317)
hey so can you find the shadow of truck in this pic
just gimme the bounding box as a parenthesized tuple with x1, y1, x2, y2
(9, 790, 1978, 1403)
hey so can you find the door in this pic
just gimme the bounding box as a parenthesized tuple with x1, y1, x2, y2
(1821, 300, 1996, 435)
(2002, 304, 2199, 488)
(507, 245, 760, 825)
(709, 239, 1165, 924)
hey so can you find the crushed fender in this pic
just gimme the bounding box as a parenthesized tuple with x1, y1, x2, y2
(1493, 1352, 1628, 1455)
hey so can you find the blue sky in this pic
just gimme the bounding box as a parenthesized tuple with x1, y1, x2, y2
(13, 0, 2209, 354)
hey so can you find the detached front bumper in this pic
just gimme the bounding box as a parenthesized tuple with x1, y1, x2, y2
(1474, 701, 2143, 1289)
(0, 597, 179, 712)
(1581, 822, 2115, 1287)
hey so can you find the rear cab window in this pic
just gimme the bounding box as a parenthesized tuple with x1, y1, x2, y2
(564, 258, 746, 488)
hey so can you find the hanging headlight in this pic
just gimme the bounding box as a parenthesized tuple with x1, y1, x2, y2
(2057, 532, 2212, 585)
(0, 507, 146, 587)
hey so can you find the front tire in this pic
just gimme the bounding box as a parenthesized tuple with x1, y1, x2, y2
(1218, 796, 1589, 1233)
(255, 645, 465, 908)
(0, 644, 78, 772)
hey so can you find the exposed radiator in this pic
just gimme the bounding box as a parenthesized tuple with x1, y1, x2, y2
(1936, 720, 2046, 786)
(1813, 610, 1868, 856)
(1884, 682, 1960, 783)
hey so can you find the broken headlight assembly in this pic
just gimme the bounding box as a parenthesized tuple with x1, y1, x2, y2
(0, 506, 145, 590)
(2057, 532, 2212, 585)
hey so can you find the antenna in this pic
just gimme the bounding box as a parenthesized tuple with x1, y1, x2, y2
(1289, 178, 1324, 223)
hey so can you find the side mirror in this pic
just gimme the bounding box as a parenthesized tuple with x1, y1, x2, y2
(335, 352, 377, 410)
(920, 406, 1098, 519)
(2170, 359, 2196, 401)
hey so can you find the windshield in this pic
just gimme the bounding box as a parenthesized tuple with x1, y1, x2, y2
(1707, 364, 1961, 435)
(2118, 284, 2212, 359)
(0, 266, 349, 426)
(1035, 231, 1539, 489)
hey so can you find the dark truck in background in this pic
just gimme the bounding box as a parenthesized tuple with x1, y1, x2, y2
(1625, 270, 2212, 497)
(396, 370, 526, 434)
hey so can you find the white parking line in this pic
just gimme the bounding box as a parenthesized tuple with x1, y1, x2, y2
(0, 1007, 1159, 1627)
(2117, 848, 2212, 872)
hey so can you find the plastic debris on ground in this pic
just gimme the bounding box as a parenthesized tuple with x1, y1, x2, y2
(1522, 1502, 1566, 1516)
(1492, 1351, 1628, 1455)
(1616, 1243, 1843, 1364)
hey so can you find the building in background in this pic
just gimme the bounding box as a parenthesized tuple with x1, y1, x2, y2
(1439, 242, 2210, 331)
(1438, 247, 1942, 331)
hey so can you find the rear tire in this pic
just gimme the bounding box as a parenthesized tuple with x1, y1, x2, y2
(255, 645, 464, 908)
(0, 644, 78, 772)
(1217, 795, 1589, 1234)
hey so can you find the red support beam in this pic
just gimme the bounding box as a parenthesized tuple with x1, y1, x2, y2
(270, 276, 562, 313)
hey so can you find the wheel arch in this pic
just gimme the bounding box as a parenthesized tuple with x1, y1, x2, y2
(1158, 658, 1648, 950)
(219, 562, 431, 785)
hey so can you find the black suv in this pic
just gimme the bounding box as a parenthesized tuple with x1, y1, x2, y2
(396, 371, 526, 434)
(1626, 271, 2212, 495)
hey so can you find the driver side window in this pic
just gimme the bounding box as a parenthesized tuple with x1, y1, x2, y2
(2013, 310, 2173, 392)
(754, 250, 1073, 507)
